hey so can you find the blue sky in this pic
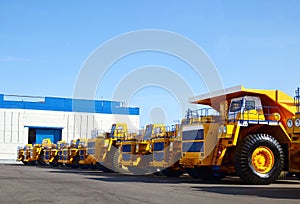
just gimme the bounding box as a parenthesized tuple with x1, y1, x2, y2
(1, 1, 300, 127)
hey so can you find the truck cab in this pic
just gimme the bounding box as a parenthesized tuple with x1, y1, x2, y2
(228, 96, 265, 121)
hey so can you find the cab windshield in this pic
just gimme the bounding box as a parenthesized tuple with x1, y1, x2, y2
(143, 125, 153, 140)
(109, 125, 116, 138)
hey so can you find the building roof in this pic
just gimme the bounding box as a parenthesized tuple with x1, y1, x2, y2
(0, 94, 139, 115)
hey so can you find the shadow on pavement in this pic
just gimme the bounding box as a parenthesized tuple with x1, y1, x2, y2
(45, 166, 243, 184)
(7, 164, 300, 187)
(56, 168, 300, 199)
(191, 186, 300, 199)
(46, 167, 300, 186)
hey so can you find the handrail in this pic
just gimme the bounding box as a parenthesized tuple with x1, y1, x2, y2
(228, 105, 281, 124)
(185, 108, 219, 119)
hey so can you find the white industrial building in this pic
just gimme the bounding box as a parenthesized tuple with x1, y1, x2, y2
(0, 94, 140, 162)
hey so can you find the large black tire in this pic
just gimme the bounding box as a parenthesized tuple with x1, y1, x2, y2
(30, 161, 38, 165)
(186, 167, 224, 181)
(112, 148, 129, 174)
(22, 161, 28, 165)
(71, 156, 80, 168)
(50, 156, 59, 167)
(161, 168, 184, 178)
(234, 133, 284, 185)
(99, 163, 115, 173)
(100, 147, 120, 173)
(95, 162, 114, 172)
(128, 154, 154, 175)
(37, 151, 46, 166)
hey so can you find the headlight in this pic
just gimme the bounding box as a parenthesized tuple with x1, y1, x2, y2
(218, 126, 223, 133)
(223, 126, 227, 134)
(169, 142, 173, 151)
(295, 118, 300, 127)
(287, 119, 293, 128)
(218, 126, 227, 134)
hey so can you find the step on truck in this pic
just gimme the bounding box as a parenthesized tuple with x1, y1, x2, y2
(180, 85, 300, 184)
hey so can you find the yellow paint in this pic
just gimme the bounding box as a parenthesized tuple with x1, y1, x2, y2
(240, 109, 265, 121)
(232, 125, 241, 146)
(251, 146, 275, 174)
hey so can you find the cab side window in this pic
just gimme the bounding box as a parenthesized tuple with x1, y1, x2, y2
(230, 100, 242, 112)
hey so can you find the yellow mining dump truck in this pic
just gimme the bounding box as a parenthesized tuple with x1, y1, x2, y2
(78, 135, 103, 169)
(58, 139, 75, 166)
(286, 87, 300, 178)
(17, 146, 25, 163)
(44, 140, 66, 166)
(120, 124, 165, 175)
(79, 123, 130, 172)
(43, 143, 57, 165)
(180, 85, 300, 184)
(21, 144, 33, 165)
(58, 139, 87, 167)
(78, 130, 107, 169)
(28, 138, 52, 165)
(57, 140, 68, 166)
(70, 138, 88, 168)
(149, 123, 184, 177)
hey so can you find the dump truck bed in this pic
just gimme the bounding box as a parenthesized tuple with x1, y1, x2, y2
(189, 85, 296, 122)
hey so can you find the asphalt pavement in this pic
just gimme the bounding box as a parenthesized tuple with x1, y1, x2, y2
(0, 164, 299, 204)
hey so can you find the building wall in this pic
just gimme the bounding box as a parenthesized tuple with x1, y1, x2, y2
(0, 108, 139, 160)
(0, 94, 140, 161)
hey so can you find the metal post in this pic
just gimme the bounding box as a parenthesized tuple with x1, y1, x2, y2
(295, 87, 300, 113)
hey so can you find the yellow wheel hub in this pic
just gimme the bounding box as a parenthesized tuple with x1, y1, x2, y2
(251, 146, 274, 174)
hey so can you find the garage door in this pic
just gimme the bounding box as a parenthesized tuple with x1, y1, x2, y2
(35, 129, 62, 144)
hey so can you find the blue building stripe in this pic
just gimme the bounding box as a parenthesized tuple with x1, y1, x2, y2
(0, 94, 139, 115)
